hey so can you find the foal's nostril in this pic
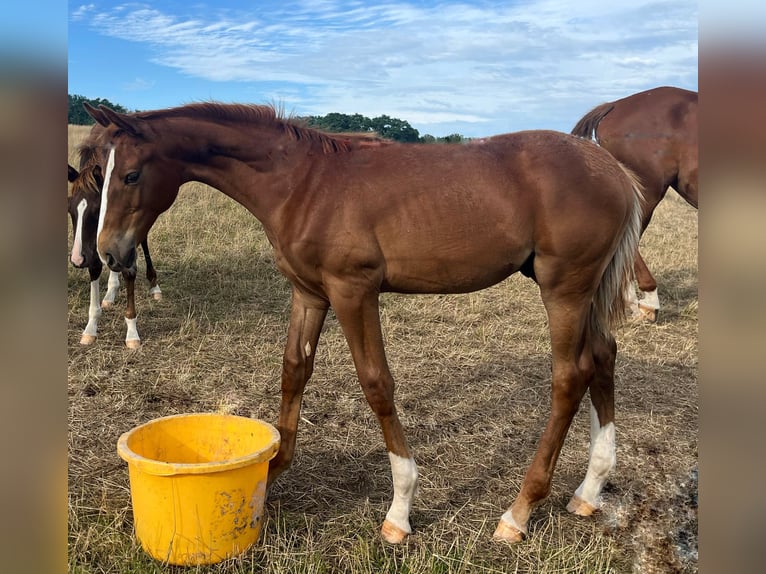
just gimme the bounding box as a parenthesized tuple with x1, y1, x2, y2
(106, 252, 116, 268)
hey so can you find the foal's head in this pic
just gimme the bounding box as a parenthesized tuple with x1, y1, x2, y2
(68, 163, 104, 269)
(84, 103, 183, 272)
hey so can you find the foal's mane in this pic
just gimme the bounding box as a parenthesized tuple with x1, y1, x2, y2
(70, 164, 102, 197)
(136, 103, 389, 154)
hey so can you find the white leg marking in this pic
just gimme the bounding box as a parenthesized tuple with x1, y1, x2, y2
(125, 317, 140, 344)
(573, 405, 616, 508)
(102, 270, 120, 307)
(71, 199, 87, 266)
(148, 284, 162, 299)
(624, 282, 640, 318)
(81, 279, 102, 342)
(96, 147, 115, 263)
(639, 288, 660, 310)
(499, 509, 528, 536)
(385, 453, 418, 535)
(304, 341, 312, 357)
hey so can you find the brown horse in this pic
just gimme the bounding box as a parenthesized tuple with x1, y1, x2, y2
(86, 102, 642, 544)
(572, 86, 698, 322)
(68, 126, 162, 347)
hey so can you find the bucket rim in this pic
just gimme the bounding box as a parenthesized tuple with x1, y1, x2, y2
(117, 412, 280, 477)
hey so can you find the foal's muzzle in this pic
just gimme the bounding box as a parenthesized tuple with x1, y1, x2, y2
(104, 246, 137, 273)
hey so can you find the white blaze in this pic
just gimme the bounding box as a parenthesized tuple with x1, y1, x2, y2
(96, 147, 116, 263)
(71, 198, 87, 266)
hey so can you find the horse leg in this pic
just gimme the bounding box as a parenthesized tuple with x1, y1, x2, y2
(80, 265, 103, 345)
(268, 289, 329, 486)
(141, 239, 162, 301)
(330, 287, 418, 544)
(632, 186, 666, 322)
(123, 269, 140, 349)
(633, 250, 659, 322)
(101, 270, 120, 308)
(567, 331, 617, 516)
(494, 291, 593, 542)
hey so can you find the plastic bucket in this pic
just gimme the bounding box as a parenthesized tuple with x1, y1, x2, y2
(117, 413, 280, 565)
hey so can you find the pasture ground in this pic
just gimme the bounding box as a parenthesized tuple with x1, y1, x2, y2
(68, 125, 697, 573)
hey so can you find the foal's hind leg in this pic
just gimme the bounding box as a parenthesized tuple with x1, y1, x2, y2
(567, 331, 617, 516)
(329, 286, 418, 544)
(494, 291, 594, 543)
(632, 183, 668, 322)
(140, 239, 162, 300)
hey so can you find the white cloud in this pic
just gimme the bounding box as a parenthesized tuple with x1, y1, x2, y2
(71, 1, 698, 134)
(124, 77, 155, 91)
(71, 4, 96, 21)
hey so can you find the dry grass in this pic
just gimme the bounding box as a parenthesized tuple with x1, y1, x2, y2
(67, 126, 697, 573)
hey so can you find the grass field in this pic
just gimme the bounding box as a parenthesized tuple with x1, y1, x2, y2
(67, 125, 697, 573)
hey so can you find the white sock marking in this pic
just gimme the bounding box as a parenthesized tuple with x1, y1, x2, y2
(125, 317, 140, 343)
(83, 279, 102, 338)
(574, 405, 616, 508)
(385, 453, 418, 534)
(102, 270, 120, 306)
(499, 509, 528, 536)
(71, 199, 87, 266)
(640, 288, 660, 310)
(96, 147, 115, 263)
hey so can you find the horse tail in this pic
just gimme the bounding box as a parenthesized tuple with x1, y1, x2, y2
(591, 164, 643, 337)
(571, 102, 615, 141)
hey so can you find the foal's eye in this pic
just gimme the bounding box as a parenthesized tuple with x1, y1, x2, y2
(124, 171, 140, 185)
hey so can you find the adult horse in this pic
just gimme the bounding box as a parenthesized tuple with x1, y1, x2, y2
(86, 102, 642, 544)
(68, 125, 162, 347)
(572, 86, 698, 322)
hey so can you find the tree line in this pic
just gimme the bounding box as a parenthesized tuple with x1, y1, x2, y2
(68, 94, 469, 143)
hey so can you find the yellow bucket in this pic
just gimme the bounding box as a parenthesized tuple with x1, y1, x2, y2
(117, 413, 280, 565)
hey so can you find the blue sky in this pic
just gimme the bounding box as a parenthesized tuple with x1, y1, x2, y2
(68, 1, 698, 137)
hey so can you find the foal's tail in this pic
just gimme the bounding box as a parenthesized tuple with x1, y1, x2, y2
(571, 102, 615, 141)
(591, 165, 643, 337)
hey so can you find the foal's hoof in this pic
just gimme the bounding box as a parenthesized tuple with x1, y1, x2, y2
(79, 334, 96, 345)
(101, 300, 114, 309)
(637, 304, 658, 323)
(493, 519, 526, 543)
(125, 339, 141, 349)
(152, 292, 163, 301)
(381, 520, 409, 544)
(566, 495, 598, 517)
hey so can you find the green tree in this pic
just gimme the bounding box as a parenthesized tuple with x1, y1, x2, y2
(68, 94, 129, 125)
(305, 112, 422, 143)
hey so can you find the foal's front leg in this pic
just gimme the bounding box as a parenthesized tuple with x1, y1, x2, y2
(80, 266, 103, 345)
(101, 270, 120, 308)
(122, 269, 140, 349)
(330, 286, 419, 544)
(268, 290, 328, 486)
(140, 239, 162, 301)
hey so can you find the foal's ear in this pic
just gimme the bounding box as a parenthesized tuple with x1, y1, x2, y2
(98, 105, 142, 137)
(68, 164, 79, 183)
(83, 102, 109, 127)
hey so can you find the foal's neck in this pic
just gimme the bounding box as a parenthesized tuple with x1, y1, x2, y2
(173, 118, 311, 229)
